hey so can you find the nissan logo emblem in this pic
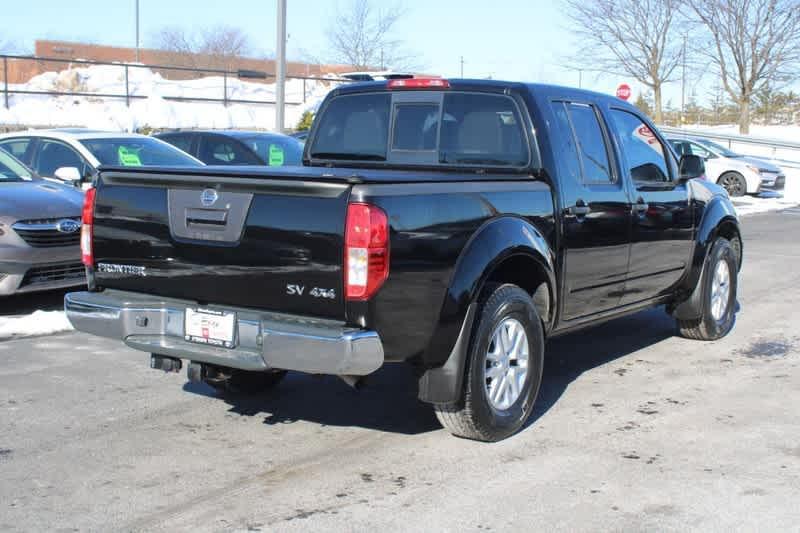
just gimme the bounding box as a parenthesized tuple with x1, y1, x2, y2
(200, 189, 218, 207)
(55, 219, 81, 234)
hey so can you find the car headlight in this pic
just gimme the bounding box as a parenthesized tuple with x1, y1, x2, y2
(746, 165, 762, 175)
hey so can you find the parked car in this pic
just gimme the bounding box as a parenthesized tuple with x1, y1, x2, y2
(0, 148, 85, 296)
(668, 136, 785, 197)
(155, 130, 304, 167)
(340, 71, 415, 81)
(290, 130, 309, 143)
(0, 129, 204, 189)
(66, 79, 741, 442)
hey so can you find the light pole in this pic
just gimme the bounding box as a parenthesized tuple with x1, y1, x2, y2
(275, 0, 287, 133)
(135, 0, 140, 62)
(680, 33, 687, 126)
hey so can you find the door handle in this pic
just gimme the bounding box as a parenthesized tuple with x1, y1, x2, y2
(633, 198, 649, 215)
(567, 200, 591, 217)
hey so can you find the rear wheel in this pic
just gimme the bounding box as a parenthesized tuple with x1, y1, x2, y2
(202, 366, 287, 395)
(718, 172, 748, 197)
(434, 284, 544, 442)
(677, 237, 738, 340)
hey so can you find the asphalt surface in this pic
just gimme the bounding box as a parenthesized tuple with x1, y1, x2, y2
(1, 210, 799, 532)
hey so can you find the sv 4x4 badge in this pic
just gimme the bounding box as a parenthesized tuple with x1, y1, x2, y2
(286, 284, 336, 299)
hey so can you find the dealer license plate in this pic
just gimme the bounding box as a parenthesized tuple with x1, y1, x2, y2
(184, 308, 236, 348)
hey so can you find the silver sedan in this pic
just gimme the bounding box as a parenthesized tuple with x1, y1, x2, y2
(0, 149, 85, 296)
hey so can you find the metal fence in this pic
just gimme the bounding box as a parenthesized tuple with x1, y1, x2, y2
(660, 125, 800, 168)
(1, 54, 349, 110)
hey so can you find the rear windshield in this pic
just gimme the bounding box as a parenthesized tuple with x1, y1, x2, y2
(310, 91, 529, 167)
(79, 137, 203, 167)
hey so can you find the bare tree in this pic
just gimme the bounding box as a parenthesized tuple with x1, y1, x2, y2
(151, 25, 254, 70)
(564, 0, 683, 123)
(685, 0, 800, 133)
(326, 0, 410, 70)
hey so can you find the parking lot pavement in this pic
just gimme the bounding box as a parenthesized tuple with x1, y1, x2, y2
(1, 211, 799, 532)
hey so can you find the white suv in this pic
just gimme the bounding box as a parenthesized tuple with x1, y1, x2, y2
(0, 129, 203, 189)
(669, 137, 785, 197)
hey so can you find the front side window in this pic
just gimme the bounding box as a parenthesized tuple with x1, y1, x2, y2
(34, 140, 87, 177)
(0, 149, 32, 181)
(610, 110, 670, 183)
(688, 142, 713, 159)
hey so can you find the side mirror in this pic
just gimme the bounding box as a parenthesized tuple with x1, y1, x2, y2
(679, 154, 705, 181)
(54, 166, 82, 186)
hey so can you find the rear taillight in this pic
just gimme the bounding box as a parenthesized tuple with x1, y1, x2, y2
(81, 187, 96, 267)
(345, 203, 389, 300)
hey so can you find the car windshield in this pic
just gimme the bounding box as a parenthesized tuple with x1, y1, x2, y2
(696, 139, 741, 158)
(79, 137, 203, 167)
(239, 136, 304, 166)
(0, 148, 33, 182)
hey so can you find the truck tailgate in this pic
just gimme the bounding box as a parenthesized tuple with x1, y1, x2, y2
(91, 170, 351, 320)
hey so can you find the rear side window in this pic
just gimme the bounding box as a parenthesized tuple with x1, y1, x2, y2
(566, 103, 613, 183)
(159, 134, 194, 154)
(310, 91, 529, 167)
(0, 138, 32, 163)
(550, 102, 613, 184)
(198, 136, 262, 165)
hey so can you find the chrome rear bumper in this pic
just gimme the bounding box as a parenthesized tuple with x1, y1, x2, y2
(65, 290, 384, 375)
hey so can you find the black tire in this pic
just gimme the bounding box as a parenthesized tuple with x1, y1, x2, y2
(677, 238, 738, 341)
(718, 172, 748, 197)
(205, 368, 287, 395)
(434, 284, 544, 442)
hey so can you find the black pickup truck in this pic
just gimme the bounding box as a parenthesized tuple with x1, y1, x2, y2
(66, 79, 741, 441)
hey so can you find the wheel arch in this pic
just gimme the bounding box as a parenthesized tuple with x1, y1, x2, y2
(417, 216, 556, 404)
(671, 195, 741, 320)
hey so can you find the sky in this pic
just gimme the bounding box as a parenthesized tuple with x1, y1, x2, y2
(2, 0, 704, 105)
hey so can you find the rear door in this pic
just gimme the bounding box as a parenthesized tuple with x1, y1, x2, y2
(92, 171, 351, 319)
(550, 100, 632, 321)
(607, 109, 694, 304)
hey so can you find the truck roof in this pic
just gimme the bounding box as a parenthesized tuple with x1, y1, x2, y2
(333, 78, 635, 108)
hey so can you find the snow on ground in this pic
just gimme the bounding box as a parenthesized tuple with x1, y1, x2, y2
(0, 64, 342, 131)
(0, 310, 73, 340)
(730, 163, 800, 217)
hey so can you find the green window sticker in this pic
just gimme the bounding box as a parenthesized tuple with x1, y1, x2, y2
(268, 144, 285, 166)
(118, 146, 142, 166)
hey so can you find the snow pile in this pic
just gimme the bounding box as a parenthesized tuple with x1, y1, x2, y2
(0, 64, 342, 131)
(732, 164, 800, 216)
(0, 310, 74, 340)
